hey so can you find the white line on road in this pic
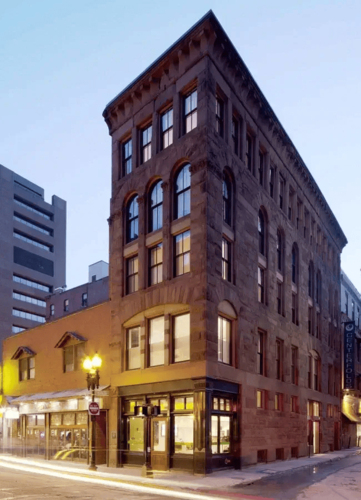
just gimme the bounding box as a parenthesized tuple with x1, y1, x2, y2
(0, 460, 227, 500)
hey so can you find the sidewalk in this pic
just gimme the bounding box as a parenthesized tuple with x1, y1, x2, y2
(0, 448, 360, 495)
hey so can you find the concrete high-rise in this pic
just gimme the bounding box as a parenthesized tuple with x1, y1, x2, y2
(0, 164, 66, 354)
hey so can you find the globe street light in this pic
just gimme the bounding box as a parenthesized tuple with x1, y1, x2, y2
(83, 353, 102, 471)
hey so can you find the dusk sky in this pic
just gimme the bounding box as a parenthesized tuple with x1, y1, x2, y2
(1, 0, 361, 290)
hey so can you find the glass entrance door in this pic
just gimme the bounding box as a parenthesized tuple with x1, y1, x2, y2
(151, 417, 168, 471)
(313, 421, 320, 454)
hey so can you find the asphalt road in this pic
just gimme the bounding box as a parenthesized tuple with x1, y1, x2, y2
(0, 465, 175, 500)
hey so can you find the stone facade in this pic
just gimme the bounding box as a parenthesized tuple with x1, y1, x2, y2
(102, 10, 347, 471)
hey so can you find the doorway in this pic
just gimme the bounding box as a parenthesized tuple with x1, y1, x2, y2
(151, 417, 168, 471)
(313, 421, 320, 454)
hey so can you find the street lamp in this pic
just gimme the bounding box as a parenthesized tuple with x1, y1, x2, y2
(83, 353, 102, 471)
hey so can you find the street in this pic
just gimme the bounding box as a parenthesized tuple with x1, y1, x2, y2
(0, 454, 361, 499)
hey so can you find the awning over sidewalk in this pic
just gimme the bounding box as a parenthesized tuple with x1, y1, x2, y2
(9, 385, 110, 404)
(342, 394, 361, 423)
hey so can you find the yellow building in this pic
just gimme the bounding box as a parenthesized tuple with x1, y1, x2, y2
(1, 301, 111, 465)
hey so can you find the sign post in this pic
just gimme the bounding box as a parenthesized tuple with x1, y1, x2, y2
(344, 321, 356, 390)
(88, 401, 100, 416)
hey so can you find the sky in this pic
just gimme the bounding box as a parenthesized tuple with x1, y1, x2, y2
(1, 0, 361, 290)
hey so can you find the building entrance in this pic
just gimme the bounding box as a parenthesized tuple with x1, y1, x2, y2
(151, 417, 168, 471)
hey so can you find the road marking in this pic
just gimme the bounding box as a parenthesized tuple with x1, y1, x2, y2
(0, 461, 250, 500)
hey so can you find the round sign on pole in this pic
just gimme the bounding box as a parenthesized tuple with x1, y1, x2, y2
(88, 401, 100, 416)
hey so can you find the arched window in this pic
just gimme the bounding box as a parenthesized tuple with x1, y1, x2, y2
(308, 351, 320, 391)
(174, 164, 191, 219)
(149, 181, 163, 232)
(258, 210, 265, 256)
(291, 244, 298, 284)
(126, 195, 139, 243)
(308, 261, 314, 298)
(276, 229, 283, 272)
(222, 174, 231, 225)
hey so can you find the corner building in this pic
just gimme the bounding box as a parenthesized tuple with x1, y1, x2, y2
(103, 11, 347, 473)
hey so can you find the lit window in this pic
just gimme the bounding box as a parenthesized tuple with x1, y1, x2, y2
(82, 293, 88, 307)
(174, 313, 190, 363)
(141, 124, 152, 164)
(149, 244, 163, 286)
(175, 164, 191, 219)
(149, 181, 163, 232)
(122, 138, 132, 175)
(126, 195, 139, 243)
(275, 393, 282, 411)
(149, 316, 165, 367)
(256, 390, 264, 409)
(174, 230, 190, 277)
(222, 238, 231, 282)
(291, 396, 297, 413)
(174, 415, 193, 454)
(127, 327, 140, 370)
(126, 255, 138, 295)
(218, 316, 231, 365)
(184, 89, 197, 133)
(211, 415, 231, 454)
(161, 108, 173, 149)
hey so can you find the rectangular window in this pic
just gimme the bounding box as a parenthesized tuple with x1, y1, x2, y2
(161, 108, 173, 149)
(63, 343, 85, 372)
(82, 293, 88, 307)
(328, 365, 333, 395)
(184, 89, 197, 133)
(14, 231, 52, 252)
(288, 189, 293, 221)
(127, 327, 141, 370)
(269, 165, 275, 198)
(246, 133, 253, 172)
(308, 355, 312, 388)
(14, 196, 52, 220)
(218, 316, 231, 365)
(259, 150, 264, 186)
(257, 330, 265, 375)
(308, 307, 313, 335)
(292, 293, 297, 324)
(216, 96, 224, 137)
(12, 325, 25, 334)
(50, 304, 55, 316)
(276, 339, 283, 380)
(64, 299, 69, 312)
(232, 116, 238, 155)
(149, 316, 165, 366)
(291, 396, 297, 413)
(277, 281, 283, 315)
(222, 238, 231, 282)
(13, 214, 52, 236)
(149, 243, 163, 286)
(279, 176, 284, 210)
(126, 255, 139, 295)
(258, 266, 265, 303)
(174, 313, 190, 363)
(122, 138, 132, 175)
(141, 124, 152, 164)
(12, 291, 46, 308)
(174, 415, 194, 454)
(327, 404, 333, 418)
(19, 356, 35, 381)
(12, 309, 45, 324)
(275, 393, 283, 411)
(211, 415, 231, 454)
(174, 230, 190, 277)
(316, 312, 321, 339)
(256, 390, 264, 409)
(291, 346, 298, 385)
(13, 274, 51, 293)
(313, 357, 319, 391)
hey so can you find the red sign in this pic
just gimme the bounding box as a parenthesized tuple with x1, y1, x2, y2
(88, 402, 100, 416)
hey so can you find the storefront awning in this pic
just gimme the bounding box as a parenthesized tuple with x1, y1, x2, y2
(9, 385, 110, 404)
(342, 394, 361, 423)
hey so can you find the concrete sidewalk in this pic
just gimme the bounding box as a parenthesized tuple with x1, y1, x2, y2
(0, 448, 360, 492)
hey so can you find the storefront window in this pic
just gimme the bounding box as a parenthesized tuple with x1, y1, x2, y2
(76, 412, 88, 425)
(153, 420, 166, 451)
(127, 416, 144, 452)
(63, 413, 76, 426)
(211, 415, 231, 454)
(174, 415, 193, 454)
(173, 396, 193, 411)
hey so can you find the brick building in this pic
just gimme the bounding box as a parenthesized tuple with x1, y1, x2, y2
(46, 262, 109, 321)
(103, 10, 347, 472)
(0, 164, 66, 355)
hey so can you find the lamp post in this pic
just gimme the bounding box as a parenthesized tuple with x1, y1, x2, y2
(83, 353, 102, 471)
